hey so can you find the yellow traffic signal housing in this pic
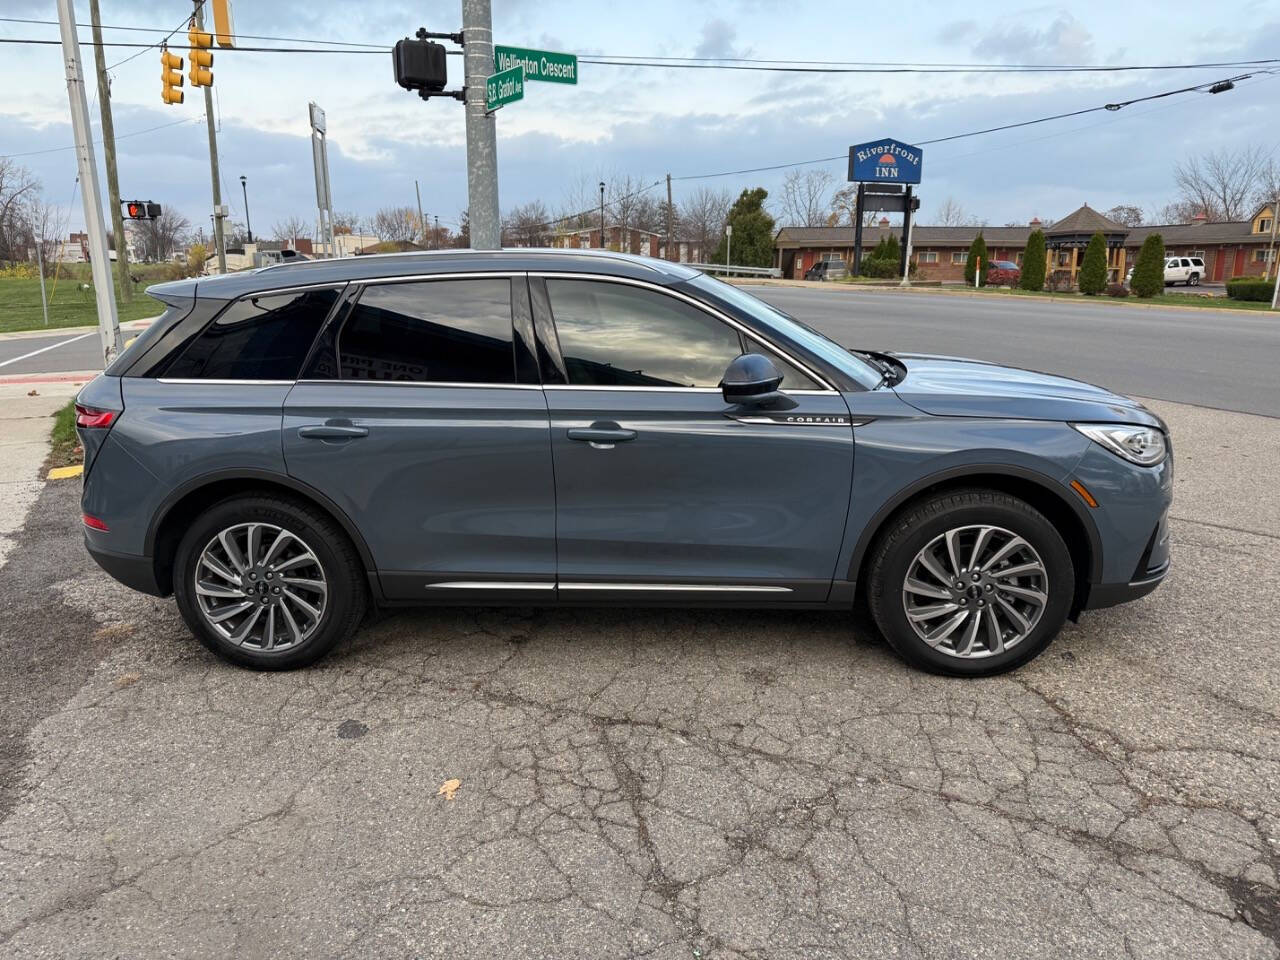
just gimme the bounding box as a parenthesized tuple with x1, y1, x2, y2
(187, 23, 212, 49)
(189, 48, 213, 87)
(161, 49, 184, 105)
(211, 0, 236, 48)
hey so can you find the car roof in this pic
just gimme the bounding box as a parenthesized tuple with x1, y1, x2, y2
(148, 248, 703, 301)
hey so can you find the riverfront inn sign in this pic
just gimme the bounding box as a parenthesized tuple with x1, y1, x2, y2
(848, 138, 924, 184)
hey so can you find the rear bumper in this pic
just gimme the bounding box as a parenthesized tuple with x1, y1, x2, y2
(1082, 562, 1168, 611)
(85, 539, 165, 597)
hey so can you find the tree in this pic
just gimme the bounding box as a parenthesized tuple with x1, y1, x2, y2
(779, 169, 834, 227)
(1254, 158, 1280, 212)
(679, 186, 732, 261)
(711, 188, 775, 267)
(827, 185, 857, 227)
(1104, 204, 1144, 227)
(1020, 228, 1046, 290)
(331, 211, 364, 236)
(1130, 233, 1166, 298)
(371, 206, 419, 244)
(186, 242, 208, 277)
(963, 233, 987, 286)
(1173, 146, 1268, 222)
(0, 158, 40, 262)
(502, 200, 551, 247)
(272, 215, 312, 243)
(452, 208, 470, 248)
(935, 196, 981, 227)
(137, 207, 190, 261)
(1078, 232, 1108, 295)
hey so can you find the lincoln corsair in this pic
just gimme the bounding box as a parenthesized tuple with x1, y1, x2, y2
(75, 250, 1171, 675)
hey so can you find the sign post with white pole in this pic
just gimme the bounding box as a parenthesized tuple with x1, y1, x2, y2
(725, 223, 732, 267)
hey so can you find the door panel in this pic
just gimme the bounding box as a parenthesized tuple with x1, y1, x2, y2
(283, 383, 555, 597)
(545, 388, 855, 599)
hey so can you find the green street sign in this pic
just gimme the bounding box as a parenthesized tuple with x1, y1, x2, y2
(494, 45, 578, 84)
(485, 65, 524, 112)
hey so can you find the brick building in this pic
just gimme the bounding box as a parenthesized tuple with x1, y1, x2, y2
(774, 202, 1278, 285)
(550, 225, 661, 257)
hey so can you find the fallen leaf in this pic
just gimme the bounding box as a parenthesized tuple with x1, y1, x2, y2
(27, 389, 38, 396)
(438, 778, 461, 801)
(115, 672, 141, 687)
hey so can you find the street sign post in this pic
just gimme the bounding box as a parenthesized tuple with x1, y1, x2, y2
(493, 45, 577, 84)
(485, 64, 524, 112)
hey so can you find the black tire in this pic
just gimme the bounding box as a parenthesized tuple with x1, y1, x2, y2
(173, 494, 367, 670)
(1188, 273, 1199, 286)
(866, 489, 1074, 677)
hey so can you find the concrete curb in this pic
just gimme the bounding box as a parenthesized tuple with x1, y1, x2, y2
(0, 317, 158, 343)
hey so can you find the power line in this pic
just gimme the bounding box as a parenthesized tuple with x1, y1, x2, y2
(0, 115, 204, 159)
(0, 16, 387, 49)
(104, 1, 202, 71)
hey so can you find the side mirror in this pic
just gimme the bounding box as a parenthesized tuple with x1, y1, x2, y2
(720, 353, 784, 406)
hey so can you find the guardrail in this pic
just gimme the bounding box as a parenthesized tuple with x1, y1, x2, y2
(686, 263, 782, 279)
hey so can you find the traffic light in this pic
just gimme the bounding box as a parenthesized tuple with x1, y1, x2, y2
(393, 38, 447, 96)
(188, 22, 213, 87)
(161, 48, 184, 105)
(123, 201, 161, 221)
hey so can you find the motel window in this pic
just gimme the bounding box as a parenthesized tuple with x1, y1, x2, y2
(820, 252, 843, 262)
(951, 251, 967, 264)
(1259, 218, 1273, 234)
(1187, 250, 1205, 260)
(1255, 249, 1276, 263)
(1057, 251, 1071, 267)
(917, 251, 938, 264)
(1015, 252, 1024, 265)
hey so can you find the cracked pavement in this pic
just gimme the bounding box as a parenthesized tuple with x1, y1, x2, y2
(1, 397, 1278, 959)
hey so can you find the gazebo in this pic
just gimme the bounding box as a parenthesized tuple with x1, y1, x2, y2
(1043, 204, 1131, 287)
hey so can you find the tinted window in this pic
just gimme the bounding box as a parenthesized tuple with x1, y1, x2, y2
(338, 279, 514, 383)
(163, 287, 339, 380)
(547, 279, 743, 387)
(748, 340, 821, 391)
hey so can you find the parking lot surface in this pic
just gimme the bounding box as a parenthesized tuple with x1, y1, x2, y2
(1, 394, 1277, 959)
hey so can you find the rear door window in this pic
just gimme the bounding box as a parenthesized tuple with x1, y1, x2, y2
(338, 278, 515, 383)
(163, 287, 340, 380)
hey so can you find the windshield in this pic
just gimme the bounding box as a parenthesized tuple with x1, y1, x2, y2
(686, 273, 883, 389)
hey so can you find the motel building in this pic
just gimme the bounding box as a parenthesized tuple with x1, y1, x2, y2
(775, 202, 1278, 285)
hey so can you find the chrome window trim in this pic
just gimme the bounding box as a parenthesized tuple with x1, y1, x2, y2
(226, 280, 349, 298)
(295, 379, 542, 390)
(426, 581, 555, 590)
(558, 582, 792, 593)
(541, 384, 832, 395)
(356, 271, 524, 285)
(531, 272, 837, 393)
(156, 378, 296, 385)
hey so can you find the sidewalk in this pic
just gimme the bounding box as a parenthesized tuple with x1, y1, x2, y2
(0, 316, 158, 343)
(0, 381, 82, 569)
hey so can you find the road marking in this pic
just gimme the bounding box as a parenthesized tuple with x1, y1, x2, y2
(47, 465, 83, 480)
(0, 332, 96, 370)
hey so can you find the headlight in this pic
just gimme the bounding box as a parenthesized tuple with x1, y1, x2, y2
(1072, 423, 1167, 466)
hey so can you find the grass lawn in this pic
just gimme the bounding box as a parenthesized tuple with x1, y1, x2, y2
(48, 399, 82, 469)
(0, 275, 166, 334)
(920, 284, 1276, 312)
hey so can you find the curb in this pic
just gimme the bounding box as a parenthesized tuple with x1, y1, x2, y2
(0, 317, 158, 343)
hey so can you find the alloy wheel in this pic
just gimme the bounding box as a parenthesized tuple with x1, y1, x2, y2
(193, 522, 328, 652)
(901, 524, 1049, 659)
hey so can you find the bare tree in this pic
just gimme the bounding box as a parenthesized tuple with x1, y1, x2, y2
(451, 209, 470, 248)
(138, 208, 191, 261)
(0, 159, 41, 262)
(933, 196, 980, 227)
(556, 174, 599, 231)
(1255, 158, 1280, 211)
(827, 185, 857, 226)
(608, 174, 661, 234)
(331, 210, 364, 236)
(678, 186, 732, 260)
(502, 201, 552, 247)
(371, 206, 420, 244)
(779, 169, 835, 227)
(272, 215, 313, 243)
(17, 194, 66, 274)
(1104, 204, 1144, 227)
(1173, 146, 1268, 222)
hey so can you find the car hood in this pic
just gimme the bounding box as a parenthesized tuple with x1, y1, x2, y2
(885, 352, 1164, 427)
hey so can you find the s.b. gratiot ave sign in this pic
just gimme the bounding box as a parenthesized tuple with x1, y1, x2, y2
(848, 138, 923, 184)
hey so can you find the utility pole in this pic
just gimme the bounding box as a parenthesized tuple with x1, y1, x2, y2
(195, 1, 226, 273)
(239, 175, 252, 243)
(434, 215, 440, 250)
(88, 0, 131, 303)
(56, 0, 120, 365)
(1267, 192, 1278, 283)
(415, 178, 426, 246)
(462, 0, 500, 249)
(599, 181, 605, 248)
(34, 231, 50, 327)
(666, 172, 674, 260)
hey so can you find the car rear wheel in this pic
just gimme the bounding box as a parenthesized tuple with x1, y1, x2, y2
(1188, 273, 1200, 286)
(866, 489, 1074, 676)
(173, 494, 367, 670)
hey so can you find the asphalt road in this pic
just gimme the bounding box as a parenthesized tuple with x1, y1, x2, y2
(741, 286, 1280, 418)
(1, 390, 1278, 958)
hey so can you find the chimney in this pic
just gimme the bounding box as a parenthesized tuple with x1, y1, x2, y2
(1191, 211, 1208, 225)
(878, 216, 890, 227)
(1029, 217, 1042, 227)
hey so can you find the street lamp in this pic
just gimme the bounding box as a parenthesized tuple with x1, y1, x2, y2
(599, 181, 605, 250)
(239, 175, 252, 243)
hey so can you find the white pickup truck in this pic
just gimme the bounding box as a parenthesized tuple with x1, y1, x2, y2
(1126, 256, 1207, 287)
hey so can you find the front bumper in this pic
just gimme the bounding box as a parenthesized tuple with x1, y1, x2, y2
(85, 538, 165, 596)
(1083, 562, 1168, 610)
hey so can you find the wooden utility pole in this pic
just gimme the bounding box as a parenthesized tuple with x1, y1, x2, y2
(88, 0, 131, 302)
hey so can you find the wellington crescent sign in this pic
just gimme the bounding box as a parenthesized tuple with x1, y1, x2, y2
(494, 45, 578, 84)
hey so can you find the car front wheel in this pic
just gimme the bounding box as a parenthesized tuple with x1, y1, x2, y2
(867, 489, 1075, 676)
(173, 494, 367, 670)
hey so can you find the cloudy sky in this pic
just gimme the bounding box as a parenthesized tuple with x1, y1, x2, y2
(2, 0, 1278, 239)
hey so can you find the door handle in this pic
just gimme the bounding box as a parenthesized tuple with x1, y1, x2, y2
(297, 424, 369, 441)
(567, 423, 637, 448)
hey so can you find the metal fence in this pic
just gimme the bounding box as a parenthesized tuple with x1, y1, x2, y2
(687, 263, 782, 279)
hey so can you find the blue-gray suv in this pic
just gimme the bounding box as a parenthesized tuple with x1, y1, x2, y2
(75, 251, 1171, 675)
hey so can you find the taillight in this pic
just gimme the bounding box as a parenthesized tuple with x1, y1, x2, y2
(82, 513, 109, 531)
(74, 404, 116, 429)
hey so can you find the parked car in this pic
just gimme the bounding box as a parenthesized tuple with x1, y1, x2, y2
(986, 261, 1021, 287)
(76, 251, 1171, 676)
(804, 259, 847, 281)
(988, 260, 1020, 272)
(1125, 256, 1206, 287)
